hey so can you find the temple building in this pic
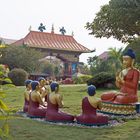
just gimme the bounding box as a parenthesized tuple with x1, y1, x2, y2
(12, 30, 91, 78)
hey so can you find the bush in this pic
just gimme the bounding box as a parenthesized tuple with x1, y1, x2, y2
(72, 77, 83, 84)
(8, 68, 28, 86)
(87, 72, 115, 88)
(80, 75, 93, 83)
(72, 75, 92, 84)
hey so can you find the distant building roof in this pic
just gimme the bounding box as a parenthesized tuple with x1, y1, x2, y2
(0, 37, 17, 45)
(12, 31, 91, 53)
(98, 51, 109, 60)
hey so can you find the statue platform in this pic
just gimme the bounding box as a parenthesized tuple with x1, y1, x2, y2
(98, 102, 140, 116)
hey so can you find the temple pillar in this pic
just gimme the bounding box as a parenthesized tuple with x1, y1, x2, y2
(71, 63, 78, 75)
(64, 62, 72, 78)
(68, 62, 72, 77)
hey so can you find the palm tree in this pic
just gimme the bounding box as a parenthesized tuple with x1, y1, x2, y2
(108, 47, 124, 74)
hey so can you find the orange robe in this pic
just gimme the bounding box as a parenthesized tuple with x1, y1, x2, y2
(101, 68, 140, 104)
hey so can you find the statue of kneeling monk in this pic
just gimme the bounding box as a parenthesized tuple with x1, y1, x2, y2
(76, 85, 108, 126)
(101, 48, 140, 104)
(28, 81, 47, 118)
(45, 82, 74, 123)
(23, 79, 32, 113)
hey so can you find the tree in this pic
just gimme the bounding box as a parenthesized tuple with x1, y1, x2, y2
(0, 68, 11, 139)
(0, 46, 42, 73)
(40, 61, 54, 76)
(88, 47, 124, 76)
(87, 56, 98, 68)
(78, 64, 91, 75)
(88, 55, 112, 75)
(54, 66, 59, 77)
(85, 0, 140, 43)
(108, 47, 123, 73)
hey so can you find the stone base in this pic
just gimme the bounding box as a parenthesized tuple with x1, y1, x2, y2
(98, 102, 140, 116)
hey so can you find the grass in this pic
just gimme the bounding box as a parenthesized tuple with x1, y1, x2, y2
(0, 84, 140, 140)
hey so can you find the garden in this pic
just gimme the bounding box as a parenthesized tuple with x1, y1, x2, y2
(1, 1, 140, 139)
(0, 84, 140, 140)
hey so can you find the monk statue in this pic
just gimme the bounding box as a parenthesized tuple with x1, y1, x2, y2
(76, 85, 108, 125)
(28, 81, 47, 118)
(45, 82, 74, 123)
(101, 48, 140, 104)
(23, 79, 32, 113)
(38, 77, 49, 102)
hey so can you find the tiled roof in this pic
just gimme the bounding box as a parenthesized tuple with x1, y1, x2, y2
(12, 31, 91, 53)
(98, 51, 109, 60)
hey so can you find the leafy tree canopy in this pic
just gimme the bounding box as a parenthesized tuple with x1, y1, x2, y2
(0, 46, 42, 73)
(85, 0, 140, 43)
(88, 47, 123, 76)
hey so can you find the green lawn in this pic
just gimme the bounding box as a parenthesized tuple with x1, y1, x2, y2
(0, 84, 140, 140)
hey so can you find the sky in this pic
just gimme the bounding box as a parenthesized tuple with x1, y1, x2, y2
(0, 0, 126, 64)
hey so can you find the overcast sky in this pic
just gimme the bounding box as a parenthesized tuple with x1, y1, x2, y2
(0, 0, 126, 64)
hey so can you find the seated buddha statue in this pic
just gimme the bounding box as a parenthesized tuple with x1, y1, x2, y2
(45, 82, 74, 123)
(23, 79, 32, 113)
(76, 85, 108, 126)
(28, 81, 47, 118)
(101, 48, 140, 104)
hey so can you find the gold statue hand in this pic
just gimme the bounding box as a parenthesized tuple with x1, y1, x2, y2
(116, 76, 121, 82)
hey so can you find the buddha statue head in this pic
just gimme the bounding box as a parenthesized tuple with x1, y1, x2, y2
(123, 48, 136, 69)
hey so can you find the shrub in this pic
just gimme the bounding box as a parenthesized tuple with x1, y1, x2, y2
(80, 75, 93, 83)
(8, 68, 28, 86)
(72, 77, 83, 84)
(72, 75, 92, 84)
(87, 72, 115, 88)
